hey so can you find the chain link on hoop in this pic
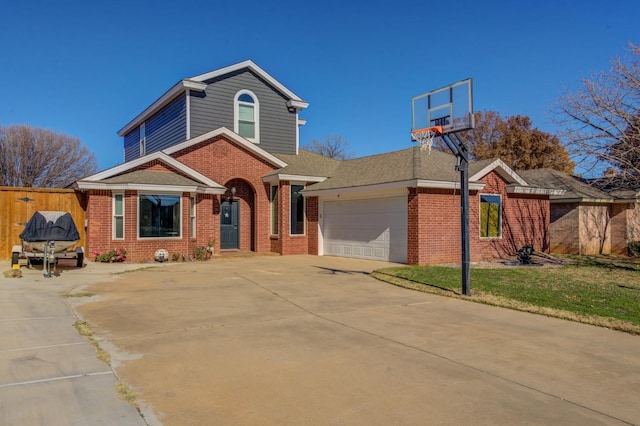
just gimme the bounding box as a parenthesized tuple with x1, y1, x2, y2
(410, 126, 442, 154)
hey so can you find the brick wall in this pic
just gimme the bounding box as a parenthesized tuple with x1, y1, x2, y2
(408, 187, 461, 265)
(86, 134, 324, 261)
(550, 202, 580, 254)
(579, 203, 611, 255)
(610, 202, 640, 255)
(87, 190, 199, 262)
(174, 135, 274, 254)
(407, 171, 551, 265)
(86, 135, 281, 261)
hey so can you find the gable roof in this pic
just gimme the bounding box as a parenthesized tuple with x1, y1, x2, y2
(118, 60, 308, 137)
(190, 60, 308, 109)
(469, 158, 528, 186)
(518, 168, 612, 202)
(76, 151, 226, 194)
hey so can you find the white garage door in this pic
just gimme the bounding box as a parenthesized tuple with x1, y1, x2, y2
(322, 197, 407, 263)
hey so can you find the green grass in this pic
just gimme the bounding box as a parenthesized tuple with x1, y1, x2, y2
(374, 257, 640, 334)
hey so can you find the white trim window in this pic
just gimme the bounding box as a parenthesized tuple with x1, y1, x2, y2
(138, 194, 181, 238)
(270, 185, 279, 235)
(190, 195, 196, 238)
(113, 193, 124, 239)
(480, 194, 502, 238)
(290, 184, 304, 235)
(234, 90, 259, 143)
(139, 123, 146, 156)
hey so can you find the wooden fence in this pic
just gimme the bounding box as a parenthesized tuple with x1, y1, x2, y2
(0, 187, 86, 260)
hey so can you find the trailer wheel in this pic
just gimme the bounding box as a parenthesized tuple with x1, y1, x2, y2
(76, 252, 84, 268)
(11, 252, 19, 267)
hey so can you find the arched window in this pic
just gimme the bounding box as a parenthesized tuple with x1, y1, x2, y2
(234, 90, 259, 143)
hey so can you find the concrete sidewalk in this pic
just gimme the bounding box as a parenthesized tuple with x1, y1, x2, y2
(73, 255, 640, 425)
(0, 260, 161, 426)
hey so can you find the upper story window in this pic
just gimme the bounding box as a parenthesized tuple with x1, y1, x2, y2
(139, 123, 146, 156)
(234, 90, 259, 143)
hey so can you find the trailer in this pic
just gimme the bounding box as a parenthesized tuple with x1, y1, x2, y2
(11, 211, 84, 277)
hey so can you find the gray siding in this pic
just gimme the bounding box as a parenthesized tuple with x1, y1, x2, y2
(123, 128, 140, 162)
(190, 69, 298, 154)
(123, 94, 186, 162)
(146, 94, 186, 154)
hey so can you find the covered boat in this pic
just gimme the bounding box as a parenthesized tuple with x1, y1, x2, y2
(19, 211, 80, 253)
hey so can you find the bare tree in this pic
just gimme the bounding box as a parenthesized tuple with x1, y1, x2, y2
(0, 124, 98, 188)
(554, 43, 640, 185)
(303, 135, 354, 160)
(459, 110, 575, 173)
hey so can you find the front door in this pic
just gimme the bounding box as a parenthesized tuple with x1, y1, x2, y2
(220, 200, 239, 250)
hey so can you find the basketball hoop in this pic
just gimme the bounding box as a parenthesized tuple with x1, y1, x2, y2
(410, 126, 442, 154)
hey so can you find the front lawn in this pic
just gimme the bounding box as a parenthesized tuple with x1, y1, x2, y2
(373, 256, 640, 334)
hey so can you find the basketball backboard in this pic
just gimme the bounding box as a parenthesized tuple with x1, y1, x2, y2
(411, 78, 474, 136)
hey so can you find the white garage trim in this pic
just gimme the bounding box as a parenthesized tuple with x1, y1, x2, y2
(320, 196, 408, 263)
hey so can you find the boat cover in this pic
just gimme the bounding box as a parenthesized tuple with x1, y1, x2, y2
(19, 211, 80, 242)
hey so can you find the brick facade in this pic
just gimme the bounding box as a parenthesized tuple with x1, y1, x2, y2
(407, 171, 550, 265)
(85, 135, 315, 262)
(85, 136, 557, 265)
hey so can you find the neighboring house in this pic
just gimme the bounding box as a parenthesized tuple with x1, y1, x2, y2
(590, 177, 640, 255)
(75, 60, 561, 264)
(519, 169, 640, 255)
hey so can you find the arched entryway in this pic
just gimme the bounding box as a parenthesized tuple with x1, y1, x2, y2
(220, 178, 255, 251)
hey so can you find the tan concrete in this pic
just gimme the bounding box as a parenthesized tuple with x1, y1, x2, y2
(73, 255, 640, 425)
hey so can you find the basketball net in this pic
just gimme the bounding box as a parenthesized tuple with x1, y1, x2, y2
(410, 126, 442, 154)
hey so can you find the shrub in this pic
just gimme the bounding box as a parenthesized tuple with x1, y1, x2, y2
(172, 252, 180, 262)
(194, 246, 210, 261)
(629, 241, 640, 257)
(94, 248, 127, 263)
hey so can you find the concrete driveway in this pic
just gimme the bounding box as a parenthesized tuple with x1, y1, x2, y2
(0, 260, 147, 426)
(7, 256, 640, 425)
(67, 255, 640, 425)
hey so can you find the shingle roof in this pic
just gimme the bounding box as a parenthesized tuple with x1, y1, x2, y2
(585, 176, 640, 200)
(300, 147, 470, 191)
(270, 149, 340, 178)
(517, 169, 612, 201)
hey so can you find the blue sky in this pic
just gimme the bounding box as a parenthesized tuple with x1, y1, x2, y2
(1, 0, 638, 171)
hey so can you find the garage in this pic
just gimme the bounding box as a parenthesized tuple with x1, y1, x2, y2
(322, 197, 407, 263)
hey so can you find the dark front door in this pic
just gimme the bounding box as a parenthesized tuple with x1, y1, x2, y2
(220, 200, 239, 250)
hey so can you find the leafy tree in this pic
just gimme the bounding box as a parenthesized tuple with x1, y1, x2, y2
(303, 134, 354, 160)
(554, 43, 640, 185)
(0, 124, 98, 188)
(461, 110, 575, 173)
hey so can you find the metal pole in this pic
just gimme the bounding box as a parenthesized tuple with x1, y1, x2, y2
(459, 158, 471, 296)
(443, 134, 471, 296)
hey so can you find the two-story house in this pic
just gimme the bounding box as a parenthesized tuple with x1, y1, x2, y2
(76, 60, 560, 264)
